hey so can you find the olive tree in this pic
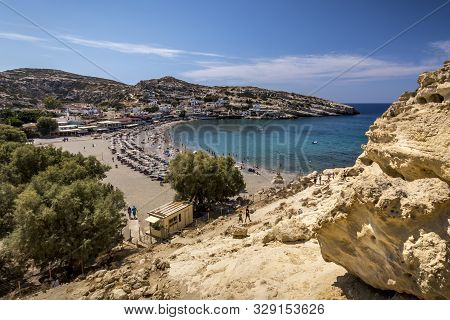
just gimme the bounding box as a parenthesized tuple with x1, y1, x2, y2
(10, 177, 125, 271)
(42, 96, 62, 109)
(0, 140, 124, 274)
(0, 124, 27, 143)
(36, 117, 58, 136)
(166, 151, 245, 209)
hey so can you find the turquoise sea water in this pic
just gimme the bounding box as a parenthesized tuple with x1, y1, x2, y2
(171, 103, 390, 174)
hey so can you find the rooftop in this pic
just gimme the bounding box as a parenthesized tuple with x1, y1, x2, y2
(146, 201, 191, 220)
(97, 120, 121, 124)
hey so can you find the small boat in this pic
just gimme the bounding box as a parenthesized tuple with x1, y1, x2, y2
(312, 141, 318, 144)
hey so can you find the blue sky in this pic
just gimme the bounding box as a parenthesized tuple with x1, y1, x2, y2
(0, 0, 449, 103)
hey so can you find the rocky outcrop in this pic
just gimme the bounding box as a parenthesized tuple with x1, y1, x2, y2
(81, 256, 174, 300)
(0, 68, 358, 116)
(263, 216, 312, 243)
(314, 61, 450, 299)
(0, 68, 131, 107)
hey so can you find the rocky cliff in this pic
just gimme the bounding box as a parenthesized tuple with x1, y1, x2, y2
(314, 61, 450, 299)
(0, 68, 358, 116)
(0, 69, 130, 108)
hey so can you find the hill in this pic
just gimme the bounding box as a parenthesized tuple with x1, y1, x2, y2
(0, 68, 358, 117)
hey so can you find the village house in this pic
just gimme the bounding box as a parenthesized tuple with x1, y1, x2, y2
(145, 201, 194, 239)
(103, 110, 124, 119)
(159, 104, 172, 114)
(204, 102, 216, 110)
(215, 98, 226, 107)
(189, 98, 201, 107)
(65, 103, 101, 117)
(249, 104, 281, 118)
(147, 99, 158, 106)
(96, 120, 122, 131)
(129, 106, 144, 115)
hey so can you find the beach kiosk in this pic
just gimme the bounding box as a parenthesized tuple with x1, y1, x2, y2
(145, 201, 193, 240)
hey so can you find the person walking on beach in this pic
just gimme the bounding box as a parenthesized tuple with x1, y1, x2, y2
(245, 206, 251, 223)
(127, 206, 132, 220)
(313, 176, 317, 184)
(318, 174, 322, 185)
(132, 206, 137, 220)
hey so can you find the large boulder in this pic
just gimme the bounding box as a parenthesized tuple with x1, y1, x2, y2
(111, 288, 128, 300)
(263, 217, 312, 244)
(314, 61, 450, 299)
(232, 226, 248, 239)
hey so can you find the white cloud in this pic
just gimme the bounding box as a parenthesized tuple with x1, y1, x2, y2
(0, 32, 43, 42)
(0, 31, 69, 52)
(182, 54, 434, 83)
(0, 31, 224, 58)
(431, 40, 450, 54)
(60, 35, 224, 58)
(41, 45, 71, 52)
(60, 35, 181, 57)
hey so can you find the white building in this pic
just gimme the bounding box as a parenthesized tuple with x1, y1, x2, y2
(159, 104, 172, 114)
(96, 120, 122, 130)
(215, 98, 226, 107)
(145, 202, 194, 239)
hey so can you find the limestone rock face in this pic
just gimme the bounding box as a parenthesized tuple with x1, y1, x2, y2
(263, 217, 312, 243)
(314, 61, 450, 299)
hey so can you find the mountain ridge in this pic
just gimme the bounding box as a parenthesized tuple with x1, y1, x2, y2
(0, 68, 358, 117)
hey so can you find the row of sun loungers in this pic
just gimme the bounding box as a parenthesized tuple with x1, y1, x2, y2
(107, 127, 173, 182)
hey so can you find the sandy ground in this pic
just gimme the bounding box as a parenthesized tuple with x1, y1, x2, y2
(36, 136, 175, 215)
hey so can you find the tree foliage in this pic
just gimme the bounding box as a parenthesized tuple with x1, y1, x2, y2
(166, 151, 245, 208)
(10, 179, 125, 270)
(2, 144, 109, 185)
(203, 94, 219, 102)
(36, 117, 58, 136)
(0, 247, 27, 297)
(6, 117, 24, 127)
(0, 138, 125, 286)
(0, 124, 27, 143)
(1, 109, 57, 135)
(144, 106, 159, 113)
(237, 90, 257, 99)
(42, 96, 62, 109)
(0, 183, 18, 237)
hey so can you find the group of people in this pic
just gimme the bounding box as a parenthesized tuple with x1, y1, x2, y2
(313, 172, 335, 185)
(127, 205, 138, 220)
(238, 206, 252, 224)
(82, 143, 95, 150)
(234, 171, 338, 225)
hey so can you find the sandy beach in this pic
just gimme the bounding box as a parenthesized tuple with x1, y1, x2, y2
(35, 126, 297, 221)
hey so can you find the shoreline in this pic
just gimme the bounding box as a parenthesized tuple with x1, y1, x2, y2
(164, 120, 300, 193)
(167, 119, 304, 177)
(34, 121, 299, 215)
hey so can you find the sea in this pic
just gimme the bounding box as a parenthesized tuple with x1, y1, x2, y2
(171, 103, 390, 175)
